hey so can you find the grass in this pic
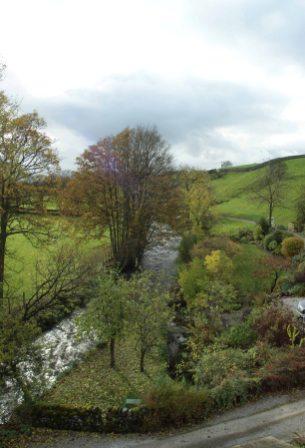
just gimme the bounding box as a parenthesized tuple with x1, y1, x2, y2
(43, 338, 166, 413)
(5, 216, 109, 298)
(212, 156, 305, 226)
(213, 217, 256, 235)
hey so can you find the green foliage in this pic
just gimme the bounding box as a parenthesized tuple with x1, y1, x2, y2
(78, 272, 126, 342)
(193, 347, 256, 388)
(231, 244, 272, 300)
(78, 271, 127, 368)
(191, 236, 240, 260)
(258, 217, 270, 235)
(230, 227, 254, 243)
(204, 250, 233, 282)
(0, 313, 43, 403)
(282, 236, 304, 257)
(263, 230, 285, 251)
(220, 322, 257, 349)
(178, 257, 207, 302)
(142, 377, 211, 430)
(177, 233, 197, 263)
(127, 272, 172, 372)
(254, 225, 264, 241)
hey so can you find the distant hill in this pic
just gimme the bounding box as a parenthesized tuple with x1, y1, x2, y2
(211, 155, 305, 226)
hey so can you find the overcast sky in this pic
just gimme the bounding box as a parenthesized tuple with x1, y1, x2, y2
(1, 0, 305, 169)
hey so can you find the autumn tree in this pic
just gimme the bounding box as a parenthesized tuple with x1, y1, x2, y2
(0, 91, 59, 302)
(0, 245, 99, 401)
(127, 272, 171, 373)
(249, 160, 287, 227)
(78, 272, 127, 368)
(179, 168, 215, 237)
(65, 126, 179, 273)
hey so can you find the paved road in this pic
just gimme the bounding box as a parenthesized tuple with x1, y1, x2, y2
(29, 390, 305, 448)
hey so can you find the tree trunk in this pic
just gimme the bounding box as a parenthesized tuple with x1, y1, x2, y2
(110, 338, 115, 369)
(140, 347, 146, 373)
(268, 203, 273, 228)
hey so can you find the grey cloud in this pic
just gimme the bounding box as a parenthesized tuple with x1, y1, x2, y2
(188, 0, 305, 66)
(25, 74, 289, 167)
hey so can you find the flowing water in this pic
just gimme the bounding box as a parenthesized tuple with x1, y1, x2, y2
(0, 231, 180, 423)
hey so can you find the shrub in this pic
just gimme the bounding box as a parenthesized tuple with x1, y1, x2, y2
(142, 379, 211, 430)
(231, 228, 254, 243)
(259, 347, 305, 392)
(193, 348, 256, 388)
(178, 233, 197, 263)
(281, 237, 304, 257)
(191, 237, 240, 260)
(295, 262, 305, 283)
(251, 304, 295, 347)
(220, 322, 257, 349)
(264, 231, 285, 251)
(258, 217, 270, 236)
(178, 257, 207, 301)
(254, 226, 264, 241)
(204, 250, 233, 281)
(210, 377, 260, 410)
(268, 240, 278, 252)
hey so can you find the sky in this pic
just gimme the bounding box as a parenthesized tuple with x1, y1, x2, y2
(1, 0, 305, 169)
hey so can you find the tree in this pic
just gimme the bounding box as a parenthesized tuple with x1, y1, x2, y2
(65, 126, 179, 273)
(0, 244, 98, 403)
(179, 168, 215, 237)
(249, 160, 287, 227)
(0, 91, 59, 303)
(78, 272, 127, 369)
(127, 272, 171, 373)
(221, 161, 233, 168)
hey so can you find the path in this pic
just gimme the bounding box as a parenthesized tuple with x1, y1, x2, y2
(28, 390, 305, 448)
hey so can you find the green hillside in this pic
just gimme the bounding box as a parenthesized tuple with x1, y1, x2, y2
(211, 155, 305, 226)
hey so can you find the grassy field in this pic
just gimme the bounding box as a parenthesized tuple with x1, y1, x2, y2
(212, 217, 256, 235)
(43, 338, 165, 413)
(212, 156, 305, 226)
(5, 216, 108, 297)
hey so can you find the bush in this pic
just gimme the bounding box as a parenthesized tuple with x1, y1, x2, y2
(193, 348, 256, 388)
(142, 379, 211, 430)
(258, 217, 270, 236)
(281, 237, 304, 258)
(204, 250, 233, 281)
(295, 262, 305, 283)
(264, 231, 285, 251)
(254, 226, 264, 241)
(178, 257, 207, 301)
(210, 377, 260, 410)
(178, 233, 197, 263)
(260, 348, 305, 392)
(251, 304, 295, 347)
(220, 322, 257, 349)
(231, 228, 254, 243)
(191, 237, 240, 260)
(268, 240, 278, 252)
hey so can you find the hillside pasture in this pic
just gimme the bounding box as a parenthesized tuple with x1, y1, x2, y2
(212, 156, 305, 226)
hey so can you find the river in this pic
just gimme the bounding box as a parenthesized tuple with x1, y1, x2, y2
(0, 231, 180, 423)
